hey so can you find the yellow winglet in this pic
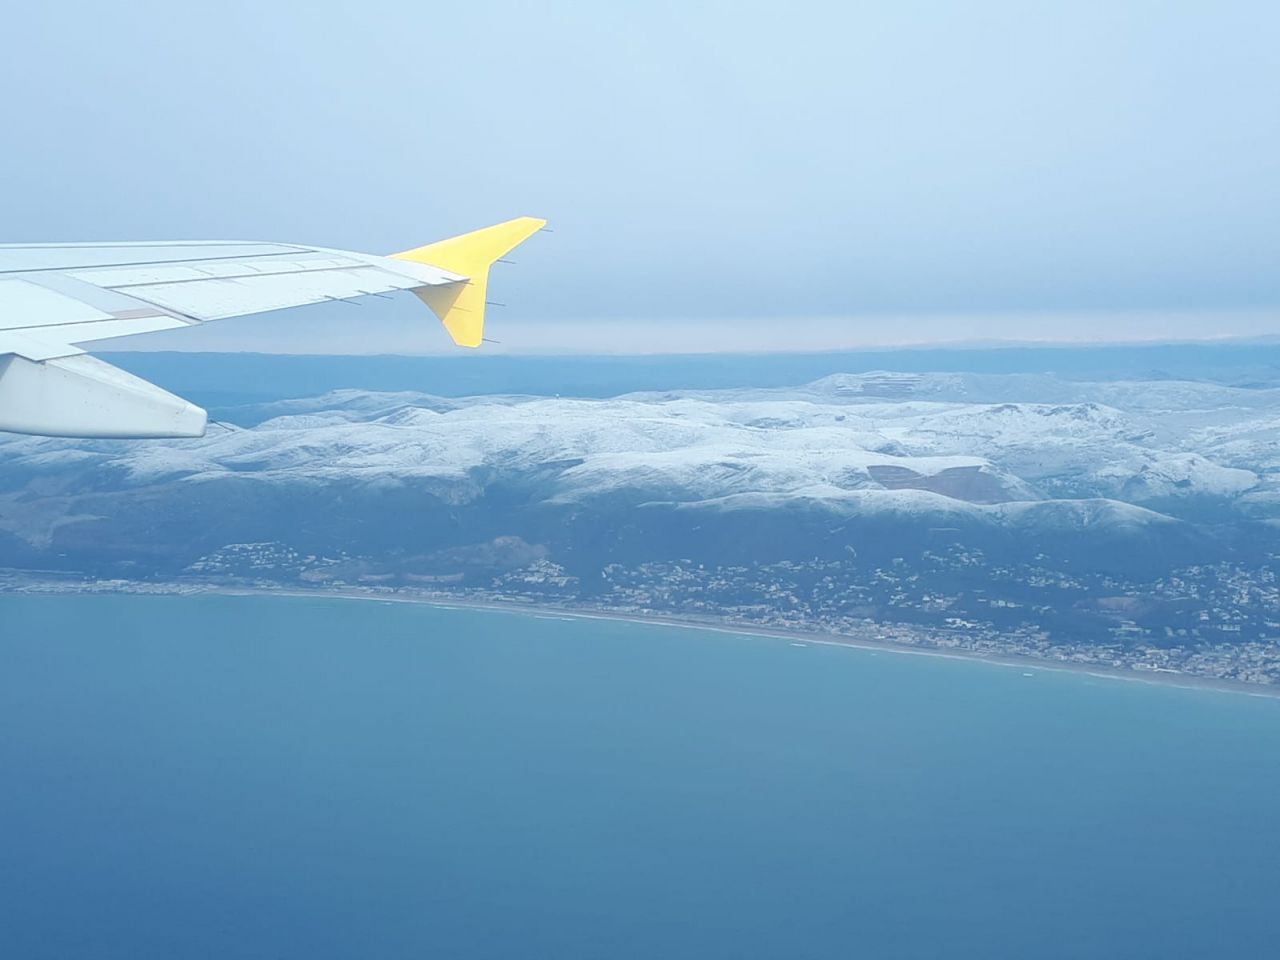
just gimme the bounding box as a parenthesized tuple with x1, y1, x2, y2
(391, 216, 546, 348)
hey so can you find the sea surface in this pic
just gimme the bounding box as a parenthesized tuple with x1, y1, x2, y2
(105, 342, 1280, 412)
(1, 593, 1278, 959)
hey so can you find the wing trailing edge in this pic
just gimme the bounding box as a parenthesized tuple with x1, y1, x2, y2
(391, 217, 546, 347)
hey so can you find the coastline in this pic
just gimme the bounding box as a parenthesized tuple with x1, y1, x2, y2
(9, 578, 1277, 701)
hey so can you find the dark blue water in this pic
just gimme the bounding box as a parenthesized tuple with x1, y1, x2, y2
(1, 594, 1278, 959)
(103, 342, 1280, 410)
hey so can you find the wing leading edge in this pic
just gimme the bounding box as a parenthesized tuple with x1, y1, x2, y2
(0, 217, 545, 438)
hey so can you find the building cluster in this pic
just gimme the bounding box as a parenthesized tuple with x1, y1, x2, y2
(5, 540, 1279, 687)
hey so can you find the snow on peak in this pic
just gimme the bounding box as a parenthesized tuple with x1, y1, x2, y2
(0, 371, 1273, 521)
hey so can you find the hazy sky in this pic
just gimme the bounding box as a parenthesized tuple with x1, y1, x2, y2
(3, 1, 1278, 353)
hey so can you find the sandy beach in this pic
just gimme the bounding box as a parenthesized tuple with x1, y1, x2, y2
(173, 582, 1280, 701)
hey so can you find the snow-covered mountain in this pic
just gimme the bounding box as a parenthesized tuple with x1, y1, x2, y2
(1, 370, 1269, 504)
(0, 369, 1274, 577)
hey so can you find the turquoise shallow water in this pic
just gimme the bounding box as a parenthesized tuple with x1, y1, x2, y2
(1, 594, 1278, 959)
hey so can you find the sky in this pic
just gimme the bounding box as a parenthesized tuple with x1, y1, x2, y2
(3, 1, 1278, 354)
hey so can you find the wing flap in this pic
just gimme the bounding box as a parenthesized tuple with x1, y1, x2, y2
(0, 279, 115, 329)
(114, 264, 428, 321)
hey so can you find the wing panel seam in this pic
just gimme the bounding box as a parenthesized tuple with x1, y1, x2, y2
(99, 262, 389, 291)
(0, 248, 313, 277)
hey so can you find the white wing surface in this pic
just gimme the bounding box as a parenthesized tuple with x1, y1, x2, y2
(0, 218, 545, 438)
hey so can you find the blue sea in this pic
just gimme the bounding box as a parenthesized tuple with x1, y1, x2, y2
(1, 594, 1278, 959)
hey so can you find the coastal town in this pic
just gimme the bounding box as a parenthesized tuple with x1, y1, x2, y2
(5, 538, 1279, 689)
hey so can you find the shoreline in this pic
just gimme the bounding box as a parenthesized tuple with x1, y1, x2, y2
(10, 579, 1277, 701)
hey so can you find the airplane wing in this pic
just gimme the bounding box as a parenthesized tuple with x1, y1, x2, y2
(0, 217, 545, 439)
